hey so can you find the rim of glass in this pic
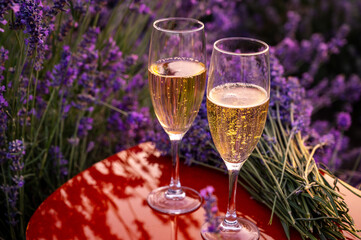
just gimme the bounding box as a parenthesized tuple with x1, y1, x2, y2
(214, 37, 269, 56)
(153, 17, 204, 34)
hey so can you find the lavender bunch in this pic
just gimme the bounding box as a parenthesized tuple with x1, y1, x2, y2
(238, 52, 360, 239)
(0, 0, 155, 239)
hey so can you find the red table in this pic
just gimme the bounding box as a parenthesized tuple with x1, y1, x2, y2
(27, 143, 361, 239)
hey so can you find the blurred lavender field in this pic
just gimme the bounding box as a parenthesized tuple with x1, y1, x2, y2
(1, 0, 361, 239)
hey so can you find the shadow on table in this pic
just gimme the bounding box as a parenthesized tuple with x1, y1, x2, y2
(27, 143, 203, 240)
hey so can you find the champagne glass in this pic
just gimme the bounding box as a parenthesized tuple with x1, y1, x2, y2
(147, 18, 206, 214)
(201, 37, 270, 239)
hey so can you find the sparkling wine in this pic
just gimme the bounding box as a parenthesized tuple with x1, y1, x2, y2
(207, 83, 269, 163)
(149, 58, 206, 135)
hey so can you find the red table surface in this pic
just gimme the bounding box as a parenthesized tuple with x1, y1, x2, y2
(27, 143, 361, 240)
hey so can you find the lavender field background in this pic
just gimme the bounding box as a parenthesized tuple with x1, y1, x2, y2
(1, 0, 361, 239)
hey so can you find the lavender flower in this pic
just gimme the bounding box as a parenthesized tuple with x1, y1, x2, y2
(71, 27, 99, 110)
(90, 0, 107, 14)
(0, 0, 12, 32)
(86, 141, 95, 153)
(49, 0, 69, 15)
(330, 74, 346, 97)
(67, 137, 79, 146)
(49, 146, 68, 176)
(182, 100, 221, 166)
(78, 117, 93, 138)
(152, 98, 221, 168)
(328, 24, 350, 54)
(337, 112, 352, 131)
(12, 175, 24, 188)
(13, 0, 51, 71)
(204, 1, 239, 42)
(344, 74, 361, 102)
(97, 37, 126, 98)
(0, 184, 20, 226)
(0, 46, 8, 81)
(200, 186, 220, 234)
(1, 139, 26, 227)
(57, 19, 77, 42)
(7, 140, 25, 171)
(50, 45, 77, 88)
(111, 109, 153, 152)
(106, 70, 154, 151)
(313, 127, 349, 170)
(0, 57, 8, 144)
(129, 0, 151, 15)
(72, 0, 87, 14)
(8, 140, 25, 160)
(284, 11, 300, 37)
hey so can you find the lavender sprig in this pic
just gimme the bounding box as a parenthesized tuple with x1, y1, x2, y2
(200, 186, 221, 234)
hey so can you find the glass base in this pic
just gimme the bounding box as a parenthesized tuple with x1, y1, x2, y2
(147, 186, 202, 215)
(201, 217, 260, 240)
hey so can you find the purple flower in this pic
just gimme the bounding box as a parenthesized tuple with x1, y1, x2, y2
(1, 139, 26, 227)
(0, 46, 8, 82)
(152, 98, 222, 168)
(97, 37, 127, 97)
(344, 74, 361, 102)
(262, 133, 277, 147)
(0, 77, 9, 145)
(200, 185, 220, 234)
(126, 73, 145, 92)
(107, 101, 154, 151)
(312, 121, 330, 136)
(337, 112, 352, 131)
(49, 146, 68, 177)
(78, 117, 93, 137)
(7, 140, 25, 172)
(319, 133, 335, 146)
(328, 24, 350, 54)
(70, 28, 100, 110)
(49, 0, 69, 15)
(129, 0, 152, 15)
(125, 54, 138, 68)
(284, 11, 300, 37)
(330, 75, 346, 97)
(50, 45, 77, 88)
(0, 184, 20, 226)
(58, 19, 77, 42)
(67, 137, 79, 146)
(314, 128, 347, 170)
(0, 48, 8, 137)
(90, 0, 107, 13)
(86, 141, 94, 153)
(138, 3, 151, 14)
(76, 28, 98, 62)
(12, 175, 24, 188)
(0, 0, 13, 32)
(8, 139, 25, 156)
(13, 0, 52, 71)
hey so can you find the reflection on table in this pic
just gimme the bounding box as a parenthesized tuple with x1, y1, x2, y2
(26, 143, 360, 240)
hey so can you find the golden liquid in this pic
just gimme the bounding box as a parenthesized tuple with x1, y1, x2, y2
(207, 83, 269, 163)
(148, 58, 206, 135)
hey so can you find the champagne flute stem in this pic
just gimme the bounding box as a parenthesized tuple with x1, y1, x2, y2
(171, 215, 178, 240)
(166, 135, 185, 199)
(170, 138, 181, 190)
(222, 168, 241, 229)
